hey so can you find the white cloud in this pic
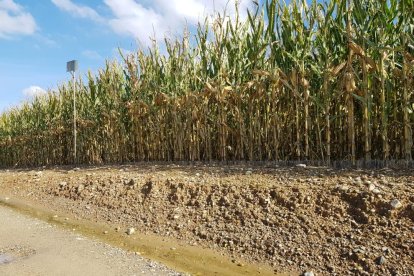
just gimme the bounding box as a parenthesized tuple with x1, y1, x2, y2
(104, 0, 254, 46)
(104, 0, 167, 46)
(155, 0, 251, 24)
(164, 0, 205, 22)
(0, 0, 20, 12)
(0, 0, 37, 38)
(51, 0, 103, 22)
(23, 86, 47, 98)
(50, 0, 254, 47)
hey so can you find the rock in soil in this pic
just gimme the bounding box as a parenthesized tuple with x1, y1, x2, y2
(376, 256, 386, 266)
(390, 199, 402, 209)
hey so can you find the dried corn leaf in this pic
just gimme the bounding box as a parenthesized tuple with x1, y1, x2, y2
(330, 62, 346, 77)
(349, 41, 365, 57)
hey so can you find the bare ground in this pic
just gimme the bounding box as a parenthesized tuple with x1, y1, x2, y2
(0, 164, 413, 275)
(0, 205, 181, 276)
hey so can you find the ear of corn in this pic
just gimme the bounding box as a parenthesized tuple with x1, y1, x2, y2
(0, 0, 413, 167)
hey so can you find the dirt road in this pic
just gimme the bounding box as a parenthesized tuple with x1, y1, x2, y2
(0, 205, 181, 276)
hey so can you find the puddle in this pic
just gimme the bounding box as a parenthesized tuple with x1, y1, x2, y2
(0, 254, 14, 265)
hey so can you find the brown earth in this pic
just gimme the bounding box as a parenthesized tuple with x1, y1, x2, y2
(0, 164, 413, 275)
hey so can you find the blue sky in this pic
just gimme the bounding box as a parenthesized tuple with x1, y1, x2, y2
(0, 0, 254, 112)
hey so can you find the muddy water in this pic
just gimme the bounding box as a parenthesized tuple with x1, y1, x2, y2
(0, 197, 281, 276)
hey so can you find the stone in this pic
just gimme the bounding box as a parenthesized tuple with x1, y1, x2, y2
(77, 184, 85, 193)
(368, 184, 376, 192)
(245, 170, 253, 175)
(372, 188, 381, 194)
(390, 199, 402, 209)
(353, 247, 365, 254)
(376, 256, 386, 265)
(59, 181, 67, 187)
(126, 228, 135, 235)
(339, 185, 349, 192)
(303, 272, 315, 276)
(296, 164, 307, 168)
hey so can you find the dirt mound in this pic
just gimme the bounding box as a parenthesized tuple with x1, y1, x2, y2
(1, 165, 413, 275)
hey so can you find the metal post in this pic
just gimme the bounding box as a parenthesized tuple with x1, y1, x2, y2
(72, 71, 77, 164)
(67, 60, 78, 164)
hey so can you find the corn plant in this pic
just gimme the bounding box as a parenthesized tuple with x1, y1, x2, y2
(0, 0, 413, 167)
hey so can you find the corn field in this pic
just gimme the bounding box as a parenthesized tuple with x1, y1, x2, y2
(0, 0, 414, 167)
